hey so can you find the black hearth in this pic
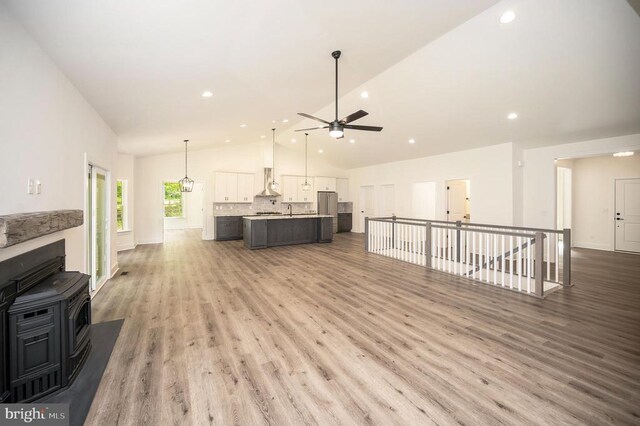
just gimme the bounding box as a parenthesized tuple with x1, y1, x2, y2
(0, 239, 91, 403)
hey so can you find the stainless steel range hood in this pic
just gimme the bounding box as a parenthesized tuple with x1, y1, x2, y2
(256, 168, 281, 197)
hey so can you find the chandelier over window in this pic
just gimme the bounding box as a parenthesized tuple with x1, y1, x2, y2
(179, 139, 194, 192)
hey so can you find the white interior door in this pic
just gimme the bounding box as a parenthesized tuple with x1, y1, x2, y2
(381, 184, 395, 217)
(615, 178, 640, 253)
(412, 181, 436, 220)
(447, 179, 470, 222)
(359, 185, 375, 232)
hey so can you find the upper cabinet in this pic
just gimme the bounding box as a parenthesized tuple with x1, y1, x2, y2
(336, 178, 349, 202)
(281, 175, 316, 203)
(297, 176, 315, 203)
(237, 173, 254, 203)
(214, 172, 254, 203)
(282, 175, 298, 202)
(314, 177, 336, 192)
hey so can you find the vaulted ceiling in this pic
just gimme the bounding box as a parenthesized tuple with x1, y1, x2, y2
(4, 0, 640, 168)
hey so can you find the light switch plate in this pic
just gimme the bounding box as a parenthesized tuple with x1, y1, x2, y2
(27, 178, 35, 194)
(35, 180, 42, 194)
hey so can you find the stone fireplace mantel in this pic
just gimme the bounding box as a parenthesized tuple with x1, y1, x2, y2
(0, 210, 83, 248)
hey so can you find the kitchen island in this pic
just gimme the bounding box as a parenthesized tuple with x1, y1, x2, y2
(243, 215, 333, 249)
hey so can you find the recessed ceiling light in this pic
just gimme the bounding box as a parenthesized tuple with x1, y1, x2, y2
(507, 112, 518, 120)
(361, 91, 369, 99)
(240, 124, 247, 128)
(318, 149, 324, 153)
(349, 139, 355, 144)
(500, 11, 516, 24)
(202, 91, 213, 97)
(272, 120, 276, 123)
(282, 119, 289, 123)
(613, 151, 634, 157)
(225, 139, 231, 143)
(291, 139, 296, 143)
(260, 135, 266, 139)
(409, 139, 416, 144)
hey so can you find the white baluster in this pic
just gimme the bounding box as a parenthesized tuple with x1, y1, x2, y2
(554, 234, 564, 282)
(546, 233, 550, 281)
(527, 237, 532, 293)
(509, 235, 514, 289)
(518, 236, 522, 291)
(501, 235, 505, 287)
(472, 232, 476, 278)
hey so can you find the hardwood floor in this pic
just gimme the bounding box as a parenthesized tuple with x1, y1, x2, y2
(85, 230, 640, 425)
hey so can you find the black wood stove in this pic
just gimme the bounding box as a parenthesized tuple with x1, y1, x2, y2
(0, 239, 91, 402)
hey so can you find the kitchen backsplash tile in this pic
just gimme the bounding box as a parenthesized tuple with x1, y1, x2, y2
(213, 196, 315, 216)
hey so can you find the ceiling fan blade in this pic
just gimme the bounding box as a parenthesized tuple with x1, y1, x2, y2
(295, 126, 328, 132)
(344, 124, 383, 132)
(339, 109, 368, 124)
(297, 112, 331, 124)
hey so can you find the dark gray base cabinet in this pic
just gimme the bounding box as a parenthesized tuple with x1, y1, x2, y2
(337, 213, 352, 233)
(215, 216, 243, 241)
(244, 217, 333, 249)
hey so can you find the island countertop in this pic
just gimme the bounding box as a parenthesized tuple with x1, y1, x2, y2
(242, 214, 333, 221)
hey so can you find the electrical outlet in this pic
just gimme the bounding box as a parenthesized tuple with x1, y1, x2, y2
(27, 178, 35, 194)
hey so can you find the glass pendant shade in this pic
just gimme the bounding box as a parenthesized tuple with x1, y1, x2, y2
(302, 181, 311, 191)
(179, 176, 194, 192)
(271, 180, 280, 191)
(180, 139, 194, 192)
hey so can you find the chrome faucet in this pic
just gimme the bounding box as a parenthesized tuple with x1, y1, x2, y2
(287, 204, 292, 217)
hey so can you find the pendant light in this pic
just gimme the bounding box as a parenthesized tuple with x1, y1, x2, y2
(302, 133, 311, 191)
(179, 139, 194, 192)
(270, 128, 280, 191)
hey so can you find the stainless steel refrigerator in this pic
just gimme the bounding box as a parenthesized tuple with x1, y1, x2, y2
(317, 191, 338, 233)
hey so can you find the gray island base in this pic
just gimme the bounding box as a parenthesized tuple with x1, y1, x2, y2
(243, 215, 334, 249)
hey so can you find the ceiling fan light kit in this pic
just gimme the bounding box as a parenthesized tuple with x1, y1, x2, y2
(296, 50, 383, 138)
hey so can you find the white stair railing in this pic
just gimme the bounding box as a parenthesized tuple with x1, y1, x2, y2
(365, 216, 571, 298)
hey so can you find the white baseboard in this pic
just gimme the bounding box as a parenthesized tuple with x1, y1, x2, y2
(110, 262, 119, 278)
(136, 238, 163, 245)
(117, 243, 137, 252)
(573, 241, 612, 251)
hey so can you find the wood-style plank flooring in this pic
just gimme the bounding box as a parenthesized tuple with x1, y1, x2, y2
(86, 230, 640, 425)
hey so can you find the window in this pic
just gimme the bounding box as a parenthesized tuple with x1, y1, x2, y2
(164, 182, 183, 218)
(116, 179, 128, 231)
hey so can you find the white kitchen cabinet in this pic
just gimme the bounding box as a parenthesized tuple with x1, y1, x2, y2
(282, 175, 299, 202)
(215, 172, 254, 203)
(336, 178, 349, 202)
(314, 177, 336, 192)
(297, 176, 315, 203)
(237, 173, 255, 203)
(214, 172, 236, 202)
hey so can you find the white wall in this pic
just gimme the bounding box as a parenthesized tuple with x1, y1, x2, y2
(571, 154, 640, 251)
(522, 133, 640, 230)
(348, 143, 515, 232)
(0, 4, 119, 276)
(116, 153, 135, 251)
(135, 141, 347, 244)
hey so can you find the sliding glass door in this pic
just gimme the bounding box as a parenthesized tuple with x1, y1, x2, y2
(87, 164, 109, 293)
